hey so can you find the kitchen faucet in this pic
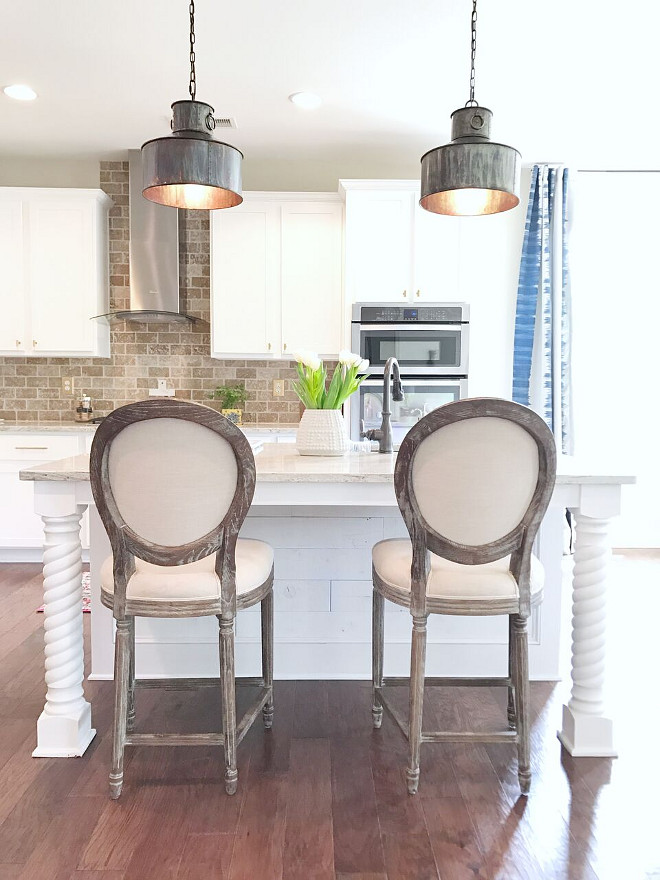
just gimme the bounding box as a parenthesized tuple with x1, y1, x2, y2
(360, 357, 404, 454)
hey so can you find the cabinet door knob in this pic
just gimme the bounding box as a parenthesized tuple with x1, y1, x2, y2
(267, 342, 272, 351)
(283, 342, 287, 351)
(415, 289, 421, 298)
(15, 339, 21, 348)
(402, 290, 407, 298)
(33, 340, 38, 347)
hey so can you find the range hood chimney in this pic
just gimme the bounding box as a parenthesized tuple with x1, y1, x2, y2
(95, 150, 199, 324)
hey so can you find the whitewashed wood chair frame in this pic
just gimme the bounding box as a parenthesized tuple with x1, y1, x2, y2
(90, 399, 274, 798)
(371, 398, 557, 795)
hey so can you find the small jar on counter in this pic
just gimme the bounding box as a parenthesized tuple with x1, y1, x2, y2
(75, 393, 94, 423)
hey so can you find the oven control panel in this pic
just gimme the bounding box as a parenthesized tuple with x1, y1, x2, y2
(353, 304, 467, 323)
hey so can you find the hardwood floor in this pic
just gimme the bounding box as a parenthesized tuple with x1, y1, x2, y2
(0, 552, 658, 880)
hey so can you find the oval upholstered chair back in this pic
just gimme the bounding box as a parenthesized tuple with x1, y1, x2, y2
(394, 398, 557, 574)
(90, 399, 256, 576)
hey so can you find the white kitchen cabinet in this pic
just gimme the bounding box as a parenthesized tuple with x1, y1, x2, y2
(211, 193, 344, 359)
(280, 201, 343, 356)
(211, 201, 280, 357)
(0, 188, 112, 357)
(340, 180, 460, 303)
(0, 432, 89, 559)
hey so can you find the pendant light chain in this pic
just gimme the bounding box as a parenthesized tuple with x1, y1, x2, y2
(466, 0, 478, 107)
(189, 0, 196, 101)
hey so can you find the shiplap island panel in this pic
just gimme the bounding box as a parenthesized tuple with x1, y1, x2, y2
(21, 444, 633, 759)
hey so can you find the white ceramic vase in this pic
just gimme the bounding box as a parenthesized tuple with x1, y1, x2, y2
(296, 409, 350, 456)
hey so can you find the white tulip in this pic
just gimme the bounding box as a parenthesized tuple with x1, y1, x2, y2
(339, 350, 363, 367)
(292, 349, 321, 370)
(358, 359, 370, 372)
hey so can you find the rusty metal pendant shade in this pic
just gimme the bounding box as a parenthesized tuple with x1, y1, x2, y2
(420, 0, 520, 217)
(140, 0, 242, 211)
(420, 106, 520, 216)
(141, 100, 243, 210)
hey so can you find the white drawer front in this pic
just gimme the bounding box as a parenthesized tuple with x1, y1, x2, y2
(0, 434, 80, 461)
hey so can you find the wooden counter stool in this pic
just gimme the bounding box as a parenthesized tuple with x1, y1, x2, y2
(90, 399, 274, 798)
(371, 398, 556, 796)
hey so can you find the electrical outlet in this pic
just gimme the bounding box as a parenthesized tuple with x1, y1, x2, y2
(272, 379, 285, 397)
(61, 376, 74, 396)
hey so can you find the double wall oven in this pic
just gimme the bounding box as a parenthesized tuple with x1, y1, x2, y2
(350, 302, 469, 447)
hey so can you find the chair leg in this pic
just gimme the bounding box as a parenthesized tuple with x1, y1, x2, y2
(109, 618, 131, 799)
(507, 615, 516, 730)
(406, 614, 428, 795)
(372, 589, 384, 729)
(127, 617, 136, 733)
(219, 615, 238, 795)
(261, 590, 274, 729)
(512, 614, 531, 795)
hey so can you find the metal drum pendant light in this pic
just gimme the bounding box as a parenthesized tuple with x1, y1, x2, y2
(420, 0, 520, 216)
(141, 1, 242, 210)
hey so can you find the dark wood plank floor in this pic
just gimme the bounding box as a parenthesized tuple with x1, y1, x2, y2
(0, 552, 658, 880)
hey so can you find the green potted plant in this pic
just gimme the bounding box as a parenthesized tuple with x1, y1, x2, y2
(292, 350, 369, 456)
(209, 383, 248, 426)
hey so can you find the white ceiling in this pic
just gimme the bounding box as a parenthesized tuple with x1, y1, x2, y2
(0, 0, 656, 188)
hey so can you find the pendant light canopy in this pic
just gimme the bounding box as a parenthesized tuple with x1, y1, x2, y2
(141, 1, 242, 210)
(420, 1, 520, 216)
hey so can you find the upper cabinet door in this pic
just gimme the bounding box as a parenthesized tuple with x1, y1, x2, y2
(344, 190, 414, 302)
(0, 188, 110, 357)
(280, 202, 343, 357)
(0, 199, 26, 353)
(28, 199, 96, 354)
(413, 198, 460, 302)
(211, 202, 280, 357)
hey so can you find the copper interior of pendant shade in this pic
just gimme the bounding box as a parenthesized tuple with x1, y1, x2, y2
(143, 183, 243, 210)
(420, 188, 519, 216)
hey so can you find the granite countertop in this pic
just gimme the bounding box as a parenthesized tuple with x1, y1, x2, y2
(0, 421, 99, 433)
(1, 420, 300, 435)
(19, 444, 636, 486)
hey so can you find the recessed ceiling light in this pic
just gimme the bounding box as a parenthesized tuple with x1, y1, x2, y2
(3, 84, 37, 101)
(289, 92, 322, 110)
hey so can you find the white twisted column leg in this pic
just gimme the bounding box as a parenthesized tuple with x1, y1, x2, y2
(558, 514, 616, 757)
(33, 510, 96, 757)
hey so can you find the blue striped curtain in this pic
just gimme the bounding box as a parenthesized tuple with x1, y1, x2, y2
(512, 165, 573, 454)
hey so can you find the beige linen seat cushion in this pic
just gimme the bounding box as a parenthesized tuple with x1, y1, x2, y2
(100, 538, 273, 608)
(372, 538, 543, 612)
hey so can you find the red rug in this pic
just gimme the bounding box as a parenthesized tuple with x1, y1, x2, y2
(37, 571, 91, 613)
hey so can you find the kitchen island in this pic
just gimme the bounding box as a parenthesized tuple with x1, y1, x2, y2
(20, 444, 634, 761)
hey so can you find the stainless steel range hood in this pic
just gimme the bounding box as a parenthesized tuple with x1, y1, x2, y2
(95, 150, 199, 325)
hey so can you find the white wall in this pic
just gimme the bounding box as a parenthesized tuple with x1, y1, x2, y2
(0, 156, 101, 188)
(572, 172, 659, 547)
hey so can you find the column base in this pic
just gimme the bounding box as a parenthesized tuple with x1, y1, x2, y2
(32, 702, 96, 758)
(557, 704, 617, 758)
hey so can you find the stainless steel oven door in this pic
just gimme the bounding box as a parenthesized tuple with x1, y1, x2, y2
(350, 377, 468, 445)
(351, 323, 469, 376)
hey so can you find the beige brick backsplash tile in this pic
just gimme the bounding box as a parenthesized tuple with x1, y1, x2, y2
(244, 379, 268, 392)
(266, 400, 290, 413)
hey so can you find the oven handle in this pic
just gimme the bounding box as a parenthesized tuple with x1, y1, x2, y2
(358, 323, 465, 332)
(360, 378, 464, 387)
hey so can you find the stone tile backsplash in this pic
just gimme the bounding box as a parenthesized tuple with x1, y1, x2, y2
(0, 161, 305, 425)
